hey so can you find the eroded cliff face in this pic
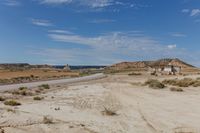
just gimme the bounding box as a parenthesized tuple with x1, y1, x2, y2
(106, 58, 195, 71)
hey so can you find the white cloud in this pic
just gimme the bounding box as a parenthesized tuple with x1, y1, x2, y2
(48, 30, 73, 34)
(28, 31, 200, 66)
(80, 0, 114, 8)
(171, 33, 186, 37)
(167, 44, 177, 49)
(40, 0, 72, 4)
(43, 32, 188, 65)
(39, 0, 114, 8)
(38, 0, 137, 10)
(3, 0, 20, 6)
(88, 19, 116, 23)
(31, 19, 53, 27)
(190, 9, 200, 16)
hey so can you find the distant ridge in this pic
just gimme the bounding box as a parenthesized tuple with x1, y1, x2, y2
(0, 63, 53, 69)
(106, 58, 195, 71)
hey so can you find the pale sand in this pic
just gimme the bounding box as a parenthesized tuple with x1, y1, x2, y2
(1, 74, 200, 133)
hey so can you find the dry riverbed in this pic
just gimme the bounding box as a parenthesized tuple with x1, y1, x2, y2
(1, 73, 200, 133)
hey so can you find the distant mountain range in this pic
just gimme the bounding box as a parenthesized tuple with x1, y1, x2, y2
(106, 58, 195, 71)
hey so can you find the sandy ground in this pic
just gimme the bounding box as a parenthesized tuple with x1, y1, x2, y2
(1, 73, 200, 133)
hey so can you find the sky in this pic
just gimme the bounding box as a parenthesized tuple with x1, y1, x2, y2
(0, 0, 200, 66)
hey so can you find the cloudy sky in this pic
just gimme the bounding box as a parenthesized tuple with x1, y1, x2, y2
(0, 0, 200, 66)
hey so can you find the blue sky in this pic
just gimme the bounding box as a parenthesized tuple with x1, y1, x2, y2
(0, 0, 200, 66)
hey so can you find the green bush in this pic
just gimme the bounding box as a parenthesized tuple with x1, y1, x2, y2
(4, 100, 21, 106)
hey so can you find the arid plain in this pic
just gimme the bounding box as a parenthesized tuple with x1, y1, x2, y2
(1, 72, 200, 133)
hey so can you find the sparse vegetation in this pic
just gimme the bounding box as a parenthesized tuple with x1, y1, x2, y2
(39, 84, 50, 89)
(0, 69, 79, 85)
(18, 86, 28, 90)
(12, 89, 33, 96)
(43, 116, 53, 124)
(102, 106, 117, 116)
(170, 87, 184, 92)
(0, 96, 5, 101)
(33, 96, 44, 101)
(145, 79, 165, 89)
(102, 94, 120, 116)
(6, 108, 16, 113)
(4, 100, 21, 106)
(162, 78, 200, 87)
(128, 72, 142, 76)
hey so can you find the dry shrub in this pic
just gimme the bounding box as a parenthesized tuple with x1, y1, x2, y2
(162, 79, 178, 85)
(102, 94, 121, 116)
(18, 87, 28, 90)
(33, 96, 44, 101)
(43, 116, 53, 124)
(6, 108, 16, 113)
(192, 81, 200, 87)
(4, 100, 21, 106)
(145, 79, 165, 89)
(12, 90, 33, 96)
(128, 72, 142, 76)
(39, 84, 50, 89)
(170, 87, 184, 92)
(163, 78, 200, 87)
(176, 78, 195, 87)
(0, 96, 5, 101)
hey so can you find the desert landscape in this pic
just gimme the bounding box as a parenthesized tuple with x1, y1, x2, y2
(1, 0, 200, 132)
(1, 59, 200, 133)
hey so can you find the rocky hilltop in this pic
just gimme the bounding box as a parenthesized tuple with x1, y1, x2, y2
(106, 58, 195, 71)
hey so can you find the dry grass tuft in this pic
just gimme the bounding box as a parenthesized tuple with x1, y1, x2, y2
(162, 78, 200, 87)
(102, 94, 121, 116)
(128, 72, 142, 76)
(6, 108, 16, 113)
(12, 90, 33, 96)
(18, 86, 28, 90)
(4, 100, 21, 106)
(43, 116, 53, 124)
(33, 96, 44, 101)
(39, 84, 50, 89)
(145, 79, 165, 89)
(102, 106, 117, 116)
(170, 87, 184, 92)
(0, 96, 5, 101)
